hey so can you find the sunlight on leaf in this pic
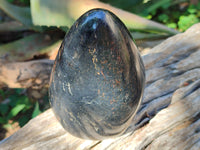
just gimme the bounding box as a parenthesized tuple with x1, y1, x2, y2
(0, 0, 42, 31)
(30, 0, 178, 35)
(7, 104, 26, 119)
(3, 123, 12, 129)
(32, 102, 41, 118)
(178, 14, 199, 31)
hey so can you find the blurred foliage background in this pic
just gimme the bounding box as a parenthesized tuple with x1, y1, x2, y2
(101, 0, 200, 31)
(0, 0, 199, 140)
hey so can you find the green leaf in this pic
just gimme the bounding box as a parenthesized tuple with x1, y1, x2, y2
(30, 0, 178, 35)
(145, 15, 152, 20)
(7, 104, 26, 119)
(187, 5, 197, 14)
(19, 0, 30, 5)
(0, 0, 42, 31)
(167, 23, 177, 29)
(9, 95, 18, 107)
(15, 89, 24, 95)
(178, 14, 199, 31)
(0, 104, 9, 115)
(3, 123, 12, 129)
(0, 117, 7, 124)
(146, 0, 171, 14)
(17, 96, 31, 110)
(0, 89, 5, 98)
(32, 102, 41, 118)
(100, 0, 141, 11)
(18, 113, 30, 127)
(131, 32, 169, 40)
(158, 14, 169, 23)
(8, 89, 32, 109)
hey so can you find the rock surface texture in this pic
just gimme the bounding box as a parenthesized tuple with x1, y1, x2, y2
(49, 9, 145, 140)
(0, 23, 199, 150)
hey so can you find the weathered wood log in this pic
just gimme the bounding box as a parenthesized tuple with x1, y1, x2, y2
(0, 59, 53, 89)
(0, 23, 200, 150)
(0, 34, 61, 62)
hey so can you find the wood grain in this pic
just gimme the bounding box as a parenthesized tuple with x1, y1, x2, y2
(0, 59, 53, 89)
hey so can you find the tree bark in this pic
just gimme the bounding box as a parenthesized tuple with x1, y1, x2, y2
(0, 23, 200, 150)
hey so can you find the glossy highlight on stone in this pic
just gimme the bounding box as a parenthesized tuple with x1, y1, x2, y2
(49, 8, 145, 140)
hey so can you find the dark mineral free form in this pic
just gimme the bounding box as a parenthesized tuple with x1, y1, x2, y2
(49, 8, 145, 140)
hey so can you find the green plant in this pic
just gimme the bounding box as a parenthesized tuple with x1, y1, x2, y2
(140, 0, 199, 31)
(1, 0, 178, 39)
(0, 89, 41, 129)
(101, 0, 200, 31)
(178, 14, 199, 31)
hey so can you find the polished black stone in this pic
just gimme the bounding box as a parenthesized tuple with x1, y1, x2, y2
(49, 8, 145, 140)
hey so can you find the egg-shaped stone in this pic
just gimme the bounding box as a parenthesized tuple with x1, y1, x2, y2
(49, 8, 145, 140)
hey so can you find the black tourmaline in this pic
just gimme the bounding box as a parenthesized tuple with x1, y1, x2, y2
(49, 8, 145, 140)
